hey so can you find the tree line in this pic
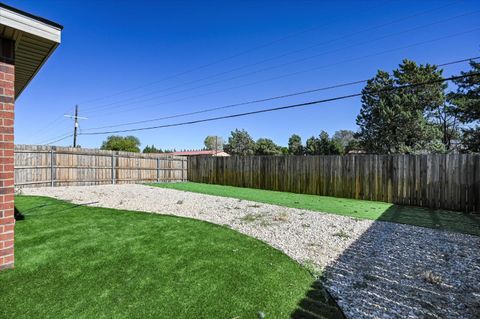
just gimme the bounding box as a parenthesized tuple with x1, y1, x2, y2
(99, 59, 479, 155)
(205, 129, 356, 156)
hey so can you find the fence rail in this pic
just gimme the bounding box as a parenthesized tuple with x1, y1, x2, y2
(15, 145, 187, 187)
(188, 154, 480, 213)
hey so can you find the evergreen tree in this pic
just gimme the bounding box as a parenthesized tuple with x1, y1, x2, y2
(448, 61, 480, 152)
(303, 132, 341, 155)
(255, 138, 282, 155)
(280, 147, 289, 155)
(288, 134, 303, 155)
(143, 145, 162, 153)
(224, 129, 256, 155)
(356, 60, 445, 154)
(305, 136, 318, 155)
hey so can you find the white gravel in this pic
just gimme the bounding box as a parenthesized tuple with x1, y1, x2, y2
(22, 184, 480, 319)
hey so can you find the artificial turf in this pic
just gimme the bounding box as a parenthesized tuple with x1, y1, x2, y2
(151, 182, 480, 236)
(0, 196, 343, 319)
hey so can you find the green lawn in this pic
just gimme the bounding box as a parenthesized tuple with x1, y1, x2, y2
(151, 182, 480, 236)
(1, 196, 343, 319)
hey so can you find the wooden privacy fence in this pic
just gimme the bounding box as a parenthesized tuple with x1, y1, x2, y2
(188, 154, 480, 212)
(14, 145, 187, 187)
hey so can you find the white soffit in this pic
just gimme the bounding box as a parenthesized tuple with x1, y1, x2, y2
(0, 3, 62, 98)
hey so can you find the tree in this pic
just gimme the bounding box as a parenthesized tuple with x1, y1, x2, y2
(332, 130, 356, 154)
(224, 129, 256, 155)
(317, 131, 342, 155)
(304, 132, 341, 155)
(143, 145, 162, 153)
(100, 135, 141, 152)
(255, 138, 282, 155)
(288, 134, 303, 155)
(280, 147, 289, 155)
(305, 136, 318, 155)
(356, 60, 445, 154)
(396, 60, 451, 152)
(317, 131, 332, 154)
(448, 61, 480, 152)
(204, 135, 224, 151)
(345, 139, 362, 154)
(428, 103, 460, 151)
(461, 128, 480, 152)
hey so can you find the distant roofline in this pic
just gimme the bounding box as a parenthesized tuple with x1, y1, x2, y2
(170, 150, 228, 155)
(0, 2, 63, 30)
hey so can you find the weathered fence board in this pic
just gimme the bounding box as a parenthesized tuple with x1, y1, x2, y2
(188, 155, 480, 212)
(15, 145, 187, 187)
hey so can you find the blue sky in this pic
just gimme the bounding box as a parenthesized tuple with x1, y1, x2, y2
(9, 0, 480, 150)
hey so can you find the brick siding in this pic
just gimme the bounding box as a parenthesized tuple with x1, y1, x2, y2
(0, 61, 15, 270)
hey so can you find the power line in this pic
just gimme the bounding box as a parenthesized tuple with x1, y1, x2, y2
(37, 131, 71, 144)
(439, 56, 480, 67)
(81, 80, 367, 131)
(83, 27, 480, 120)
(30, 104, 85, 143)
(77, 0, 435, 107)
(40, 132, 74, 145)
(45, 134, 74, 145)
(36, 1, 470, 142)
(84, 6, 471, 113)
(35, 1, 465, 142)
(87, 28, 480, 119)
(34, 105, 88, 146)
(80, 72, 479, 136)
(80, 56, 480, 132)
(32, 2, 399, 140)
(36, 1, 465, 141)
(31, 115, 67, 142)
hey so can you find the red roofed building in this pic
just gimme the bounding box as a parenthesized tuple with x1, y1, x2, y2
(170, 150, 230, 157)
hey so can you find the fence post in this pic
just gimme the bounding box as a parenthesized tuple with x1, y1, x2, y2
(50, 148, 55, 187)
(181, 158, 185, 182)
(111, 153, 116, 184)
(137, 157, 141, 183)
(157, 158, 160, 183)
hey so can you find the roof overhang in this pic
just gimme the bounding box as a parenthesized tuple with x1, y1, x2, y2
(0, 3, 62, 98)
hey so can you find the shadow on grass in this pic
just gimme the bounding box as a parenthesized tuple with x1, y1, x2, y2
(290, 280, 346, 319)
(291, 205, 480, 318)
(377, 205, 480, 236)
(16, 199, 100, 217)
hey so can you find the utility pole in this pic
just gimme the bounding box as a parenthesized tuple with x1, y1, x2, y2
(64, 105, 87, 148)
(73, 105, 78, 147)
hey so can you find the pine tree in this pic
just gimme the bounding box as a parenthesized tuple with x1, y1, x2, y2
(356, 60, 445, 154)
(448, 61, 480, 152)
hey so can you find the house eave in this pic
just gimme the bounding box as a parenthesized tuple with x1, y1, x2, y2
(0, 3, 62, 98)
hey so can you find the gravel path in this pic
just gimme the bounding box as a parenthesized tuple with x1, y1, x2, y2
(23, 184, 480, 319)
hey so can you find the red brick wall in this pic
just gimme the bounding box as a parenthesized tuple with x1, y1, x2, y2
(0, 61, 15, 270)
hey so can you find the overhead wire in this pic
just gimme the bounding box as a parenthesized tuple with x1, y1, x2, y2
(37, 1, 473, 144)
(82, 4, 470, 114)
(80, 56, 480, 132)
(82, 27, 480, 120)
(75, 0, 415, 107)
(31, 1, 402, 141)
(41, 132, 74, 145)
(79, 72, 479, 136)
